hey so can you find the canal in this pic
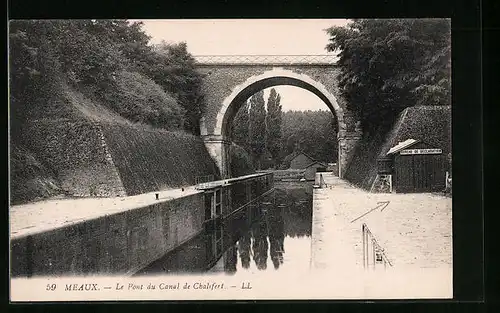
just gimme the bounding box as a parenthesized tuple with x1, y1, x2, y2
(135, 181, 313, 276)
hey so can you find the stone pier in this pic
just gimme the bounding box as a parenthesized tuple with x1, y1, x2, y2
(203, 135, 232, 179)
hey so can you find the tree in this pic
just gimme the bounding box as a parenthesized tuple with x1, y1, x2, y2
(280, 110, 337, 166)
(265, 88, 283, 167)
(9, 20, 128, 127)
(232, 102, 250, 150)
(248, 91, 267, 169)
(326, 19, 451, 133)
(9, 20, 206, 133)
(150, 41, 206, 135)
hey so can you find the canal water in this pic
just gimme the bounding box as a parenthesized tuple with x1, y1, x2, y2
(136, 181, 313, 276)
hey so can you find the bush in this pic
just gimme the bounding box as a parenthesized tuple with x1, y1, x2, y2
(10, 144, 64, 204)
(103, 71, 185, 130)
(230, 144, 255, 177)
(9, 20, 205, 133)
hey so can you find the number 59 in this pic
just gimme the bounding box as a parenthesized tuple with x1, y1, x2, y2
(46, 284, 56, 291)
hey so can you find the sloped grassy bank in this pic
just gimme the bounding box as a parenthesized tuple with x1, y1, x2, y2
(10, 83, 220, 204)
(343, 106, 451, 190)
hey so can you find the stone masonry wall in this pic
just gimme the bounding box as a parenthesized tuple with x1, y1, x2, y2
(197, 65, 348, 135)
(102, 124, 220, 195)
(20, 119, 127, 198)
(14, 119, 220, 201)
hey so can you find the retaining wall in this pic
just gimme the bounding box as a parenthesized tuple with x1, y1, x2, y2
(10, 192, 205, 277)
(101, 124, 220, 196)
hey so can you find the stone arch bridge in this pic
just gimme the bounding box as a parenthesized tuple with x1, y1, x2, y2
(195, 55, 362, 179)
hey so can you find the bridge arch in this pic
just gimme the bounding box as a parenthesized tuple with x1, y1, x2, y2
(198, 61, 362, 180)
(213, 68, 346, 139)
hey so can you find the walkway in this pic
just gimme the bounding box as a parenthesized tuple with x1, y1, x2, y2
(310, 172, 453, 298)
(11, 173, 270, 239)
(10, 186, 202, 239)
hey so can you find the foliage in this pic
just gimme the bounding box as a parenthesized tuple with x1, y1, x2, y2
(146, 41, 206, 134)
(9, 21, 127, 90)
(248, 91, 267, 169)
(229, 143, 255, 177)
(9, 20, 205, 133)
(326, 19, 451, 133)
(232, 102, 250, 150)
(231, 90, 337, 169)
(281, 110, 337, 165)
(265, 88, 283, 166)
(103, 71, 185, 129)
(10, 143, 64, 204)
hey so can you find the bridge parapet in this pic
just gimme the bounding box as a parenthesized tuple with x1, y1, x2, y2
(194, 55, 338, 65)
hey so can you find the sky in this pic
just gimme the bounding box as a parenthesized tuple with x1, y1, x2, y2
(134, 19, 350, 112)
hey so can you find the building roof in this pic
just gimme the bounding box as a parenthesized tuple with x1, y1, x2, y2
(379, 106, 451, 158)
(386, 139, 420, 155)
(283, 150, 316, 164)
(304, 160, 328, 168)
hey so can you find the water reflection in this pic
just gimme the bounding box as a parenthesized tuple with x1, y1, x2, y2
(219, 182, 313, 273)
(136, 182, 312, 276)
(268, 207, 285, 269)
(252, 219, 269, 270)
(238, 232, 252, 269)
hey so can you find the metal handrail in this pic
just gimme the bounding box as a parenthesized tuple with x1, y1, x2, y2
(195, 174, 215, 186)
(194, 54, 338, 65)
(362, 223, 393, 269)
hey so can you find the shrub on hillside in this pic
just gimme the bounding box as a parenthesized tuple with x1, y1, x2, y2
(102, 71, 185, 130)
(149, 42, 206, 134)
(10, 144, 64, 204)
(230, 144, 255, 178)
(9, 20, 205, 133)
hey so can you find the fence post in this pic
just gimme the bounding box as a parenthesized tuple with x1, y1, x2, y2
(362, 224, 366, 269)
(372, 238, 376, 269)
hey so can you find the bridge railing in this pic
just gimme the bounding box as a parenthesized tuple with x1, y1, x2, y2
(194, 55, 338, 65)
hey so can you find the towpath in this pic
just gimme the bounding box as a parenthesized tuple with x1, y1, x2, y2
(10, 186, 202, 239)
(310, 172, 452, 298)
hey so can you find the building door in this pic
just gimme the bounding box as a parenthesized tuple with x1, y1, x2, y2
(395, 154, 447, 193)
(394, 155, 414, 193)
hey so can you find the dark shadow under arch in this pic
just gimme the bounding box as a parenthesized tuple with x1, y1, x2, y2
(222, 76, 339, 140)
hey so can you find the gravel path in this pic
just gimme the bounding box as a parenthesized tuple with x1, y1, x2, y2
(311, 173, 452, 270)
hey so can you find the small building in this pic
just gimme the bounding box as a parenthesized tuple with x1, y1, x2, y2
(383, 139, 448, 193)
(304, 161, 328, 181)
(374, 106, 451, 193)
(326, 163, 339, 176)
(284, 151, 317, 169)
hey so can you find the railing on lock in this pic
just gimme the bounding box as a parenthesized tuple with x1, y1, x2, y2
(362, 223, 393, 269)
(195, 174, 215, 188)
